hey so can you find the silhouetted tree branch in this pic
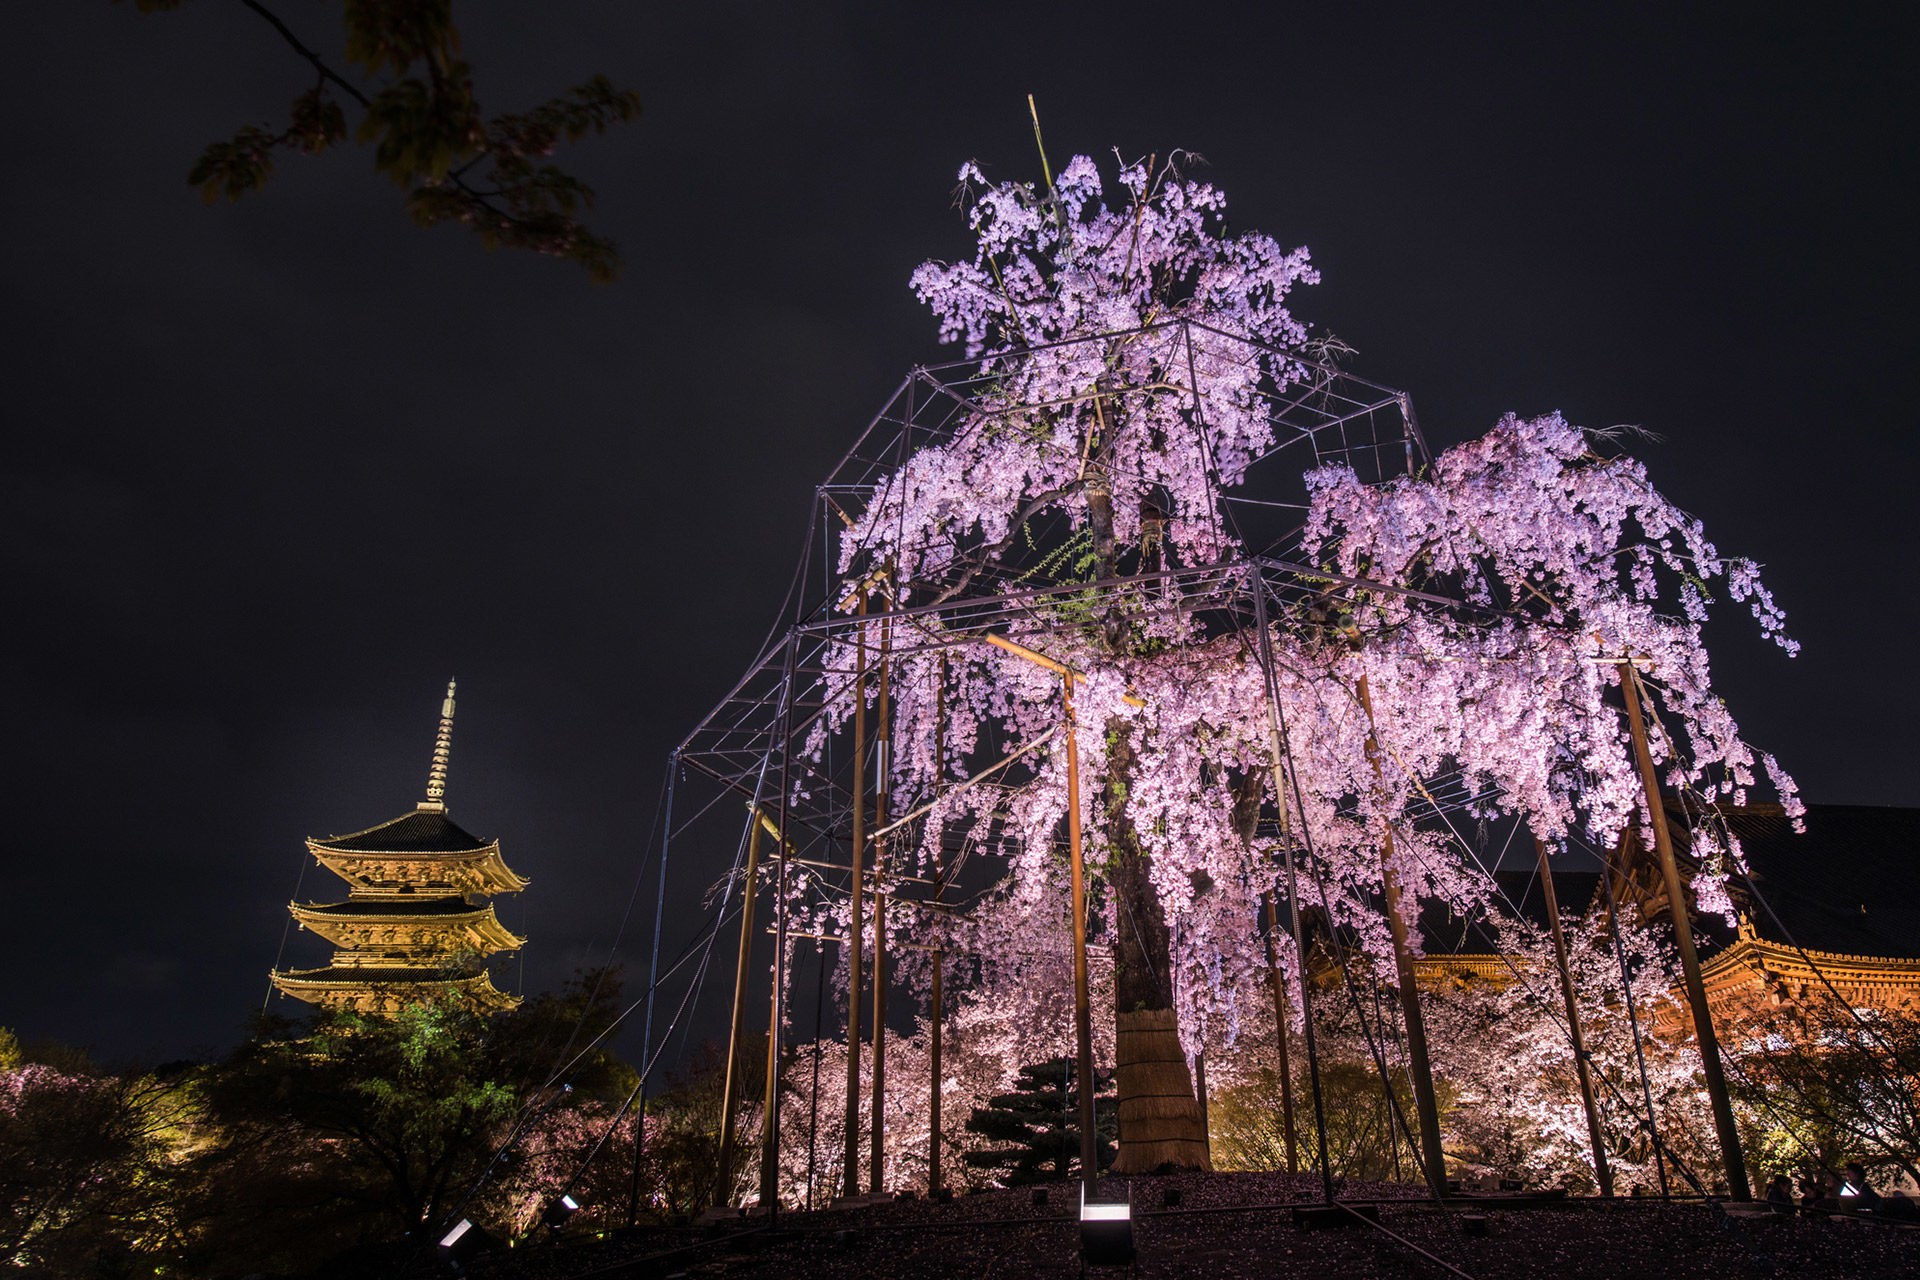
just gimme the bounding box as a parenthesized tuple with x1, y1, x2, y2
(118, 0, 641, 282)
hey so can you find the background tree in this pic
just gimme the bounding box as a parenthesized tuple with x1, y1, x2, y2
(1730, 998, 1920, 1188)
(198, 967, 636, 1242)
(0, 1053, 193, 1275)
(117, 0, 641, 280)
(204, 1002, 517, 1231)
(632, 1036, 766, 1219)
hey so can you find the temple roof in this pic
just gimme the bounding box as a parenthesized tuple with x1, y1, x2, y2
(1688, 803, 1920, 961)
(310, 807, 493, 854)
(296, 897, 481, 917)
(275, 963, 479, 984)
(271, 962, 520, 1013)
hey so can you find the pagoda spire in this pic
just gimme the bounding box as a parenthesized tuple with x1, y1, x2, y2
(420, 678, 456, 812)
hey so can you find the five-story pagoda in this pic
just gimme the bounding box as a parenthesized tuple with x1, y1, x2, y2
(271, 680, 527, 1014)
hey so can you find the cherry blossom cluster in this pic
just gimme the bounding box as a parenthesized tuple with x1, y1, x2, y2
(841, 154, 1317, 589)
(782, 151, 1797, 1108)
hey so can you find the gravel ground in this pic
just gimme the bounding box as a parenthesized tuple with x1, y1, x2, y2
(463, 1171, 1920, 1280)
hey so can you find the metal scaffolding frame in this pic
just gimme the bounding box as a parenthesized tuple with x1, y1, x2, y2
(650, 318, 1728, 1225)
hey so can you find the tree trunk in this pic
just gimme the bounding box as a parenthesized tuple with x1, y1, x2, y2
(1083, 393, 1206, 1173)
(1106, 721, 1211, 1173)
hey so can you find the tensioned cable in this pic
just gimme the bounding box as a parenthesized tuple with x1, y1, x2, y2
(1231, 600, 1463, 1231)
(530, 800, 767, 1228)
(457, 766, 751, 1154)
(524, 767, 674, 1104)
(1360, 738, 1684, 1196)
(1593, 836, 1673, 1197)
(434, 891, 744, 1242)
(1344, 679, 1695, 1160)
(1256, 654, 1459, 1189)
(1384, 795, 1716, 1205)
(1268, 717, 1475, 1278)
(407, 759, 683, 1257)
(1377, 777, 1749, 1205)
(262, 843, 312, 1011)
(1248, 598, 1721, 1212)
(538, 895, 748, 1228)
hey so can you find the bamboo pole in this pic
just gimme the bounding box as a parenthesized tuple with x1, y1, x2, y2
(714, 813, 764, 1206)
(1536, 836, 1614, 1196)
(841, 595, 867, 1199)
(1262, 892, 1300, 1174)
(1064, 671, 1098, 1192)
(868, 611, 891, 1194)
(983, 633, 1146, 705)
(1354, 674, 1447, 1189)
(1618, 661, 1750, 1200)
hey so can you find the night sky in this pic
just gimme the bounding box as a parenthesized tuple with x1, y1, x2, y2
(5, 3, 1914, 1067)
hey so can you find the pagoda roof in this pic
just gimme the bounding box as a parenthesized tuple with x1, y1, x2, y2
(296, 896, 482, 917)
(290, 896, 524, 955)
(271, 964, 520, 1013)
(310, 808, 493, 855)
(275, 963, 475, 984)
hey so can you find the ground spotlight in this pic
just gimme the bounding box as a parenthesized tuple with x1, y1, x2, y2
(438, 1218, 493, 1271)
(1080, 1182, 1134, 1268)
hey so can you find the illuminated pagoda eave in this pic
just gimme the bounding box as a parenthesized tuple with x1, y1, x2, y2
(306, 841, 529, 898)
(289, 898, 526, 955)
(270, 964, 520, 1016)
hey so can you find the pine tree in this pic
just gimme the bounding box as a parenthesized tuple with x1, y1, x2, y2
(963, 1058, 1116, 1186)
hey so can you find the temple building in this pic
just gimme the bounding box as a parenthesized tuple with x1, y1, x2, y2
(1622, 801, 1920, 1032)
(270, 680, 528, 1015)
(1409, 801, 1920, 1030)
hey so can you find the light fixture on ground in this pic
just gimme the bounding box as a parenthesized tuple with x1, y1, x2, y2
(1080, 1182, 1133, 1269)
(438, 1218, 491, 1270)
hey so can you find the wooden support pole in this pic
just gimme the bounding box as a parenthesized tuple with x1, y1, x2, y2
(1601, 831, 1670, 1199)
(1618, 661, 1750, 1200)
(1064, 672, 1099, 1192)
(1195, 1050, 1211, 1163)
(1354, 674, 1448, 1189)
(758, 929, 786, 1207)
(841, 596, 867, 1199)
(714, 812, 764, 1206)
(868, 614, 891, 1194)
(1536, 837, 1614, 1196)
(1262, 892, 1300, 1174)
(758, 633, 801, 1218)
(984, 633, 1146, 705)
(869, 888, 887, 1193)
(928, 658, 947, 1196)
(928, 951, 944, 1194)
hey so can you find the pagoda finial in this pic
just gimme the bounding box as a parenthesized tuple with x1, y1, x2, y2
(420, 678, 456, 812)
